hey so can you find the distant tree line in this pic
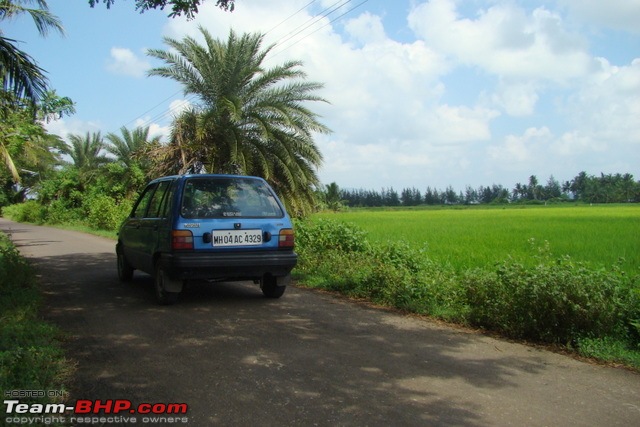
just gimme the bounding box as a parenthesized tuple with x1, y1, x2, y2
(334, 172, 640, 208)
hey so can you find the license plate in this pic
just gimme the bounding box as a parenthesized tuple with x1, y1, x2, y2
(211, 229, 262, 247)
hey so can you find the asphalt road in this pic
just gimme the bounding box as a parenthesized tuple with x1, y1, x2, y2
(2, 218, 639, 426)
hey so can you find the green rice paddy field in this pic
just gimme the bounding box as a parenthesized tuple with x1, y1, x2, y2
(314, 204, 640, 275)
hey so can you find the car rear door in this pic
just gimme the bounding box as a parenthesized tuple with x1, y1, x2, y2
(136, 179, 173, 274)
(120, 183, 157, 272)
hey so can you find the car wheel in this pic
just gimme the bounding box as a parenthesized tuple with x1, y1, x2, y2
(154, 263, 180, 305)
(116, 245, 134, 282)
(261, 274, 286, 298)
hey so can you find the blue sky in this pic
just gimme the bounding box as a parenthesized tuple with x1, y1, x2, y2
(4, 0, 640, 192)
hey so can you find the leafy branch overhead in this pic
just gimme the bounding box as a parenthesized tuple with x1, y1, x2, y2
(0, 0, 64, 105)
(88, 0, 236, 18)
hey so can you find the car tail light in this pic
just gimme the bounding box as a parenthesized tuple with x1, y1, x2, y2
(278, 228, 295, 248)
(172, 230, 194, 250)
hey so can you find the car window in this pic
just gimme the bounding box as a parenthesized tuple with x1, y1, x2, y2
(131, 184, 157, 218)
(181, 177, 284, 219)
(159, 181, 176, 219)
(146, 181, 172, 218)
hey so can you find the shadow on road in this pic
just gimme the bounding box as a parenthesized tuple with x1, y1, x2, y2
(23, 248, 552, 426)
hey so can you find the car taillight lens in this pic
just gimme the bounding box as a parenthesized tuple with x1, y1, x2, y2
(278, 228, 294, 248)
(172, 230, 194, 250)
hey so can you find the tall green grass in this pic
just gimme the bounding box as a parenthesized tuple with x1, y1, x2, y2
(315, 205, 640, 275)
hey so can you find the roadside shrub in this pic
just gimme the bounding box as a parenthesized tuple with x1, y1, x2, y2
(2, 192, 133, 232)
(295, 218, 370, 254)
(1, 203, 19, 220)
(412, 259, 468, 322)
(371, 240, 427, 274)
(46, 199, 84, 225)
(463, 246, 639, 344)
(0, 233, 71, 400)
(83, 194, 132, 231)
(296, 219, 394, 295)
(0, 233, 33, 295)
(357, 258, 413, 305)
(294, 218, 466, 319)
(576, 336, 640, 369)
(2, 201, 46, 223)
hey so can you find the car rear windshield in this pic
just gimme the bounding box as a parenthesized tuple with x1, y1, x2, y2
(180, 177, 284, 219)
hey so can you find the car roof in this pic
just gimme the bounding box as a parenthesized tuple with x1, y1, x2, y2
(148, 174, 267, 184)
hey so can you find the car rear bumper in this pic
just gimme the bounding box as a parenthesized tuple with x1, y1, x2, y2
(160, 250, 298, 281)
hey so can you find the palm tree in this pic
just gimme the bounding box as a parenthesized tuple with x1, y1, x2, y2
(62, 132, 110, 187)
(146, 27, 330, 216)
(324, 182, 344, 211)
(0, 0, 64, 106)
(0, 98, 65, 185)
(37, 89, 75, 122)
(105, 125, 161, 169)
(1, 1, 64, 183)
(105, 125, 161, 194)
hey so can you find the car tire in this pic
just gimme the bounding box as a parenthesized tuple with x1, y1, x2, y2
(116, 245, 134, 282)
(154, 263, 180, 305)
(261, 274, 286, 298)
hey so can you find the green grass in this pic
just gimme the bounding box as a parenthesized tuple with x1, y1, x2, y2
(315, 204, 640, 275)
(576, 336, 640, 368)
(0, 232, 72, 407)
(48, 223, 118, 240)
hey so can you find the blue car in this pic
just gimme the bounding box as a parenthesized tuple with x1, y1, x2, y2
(116, 174, 298, 304)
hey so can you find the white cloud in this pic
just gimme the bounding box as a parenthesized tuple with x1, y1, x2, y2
(488, 127, 552, 165)
(344, 12, 387, 45)
(489, 80, 539, 116)
(163, 0, 456, 150)
(151, 0, 639, 190)
(408, 0, 592, 83)
(132, 117, 171, 141)
(552, 131, 605, 157)
(428, 104, 499, 142)
(44, 118, 103, 141)
(563, 58, 640, 143)
(169, 99, 192, 116)
(106, 47, 150, 78)
(559, 0, 640, 34)
(316, 136, 469, 190)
